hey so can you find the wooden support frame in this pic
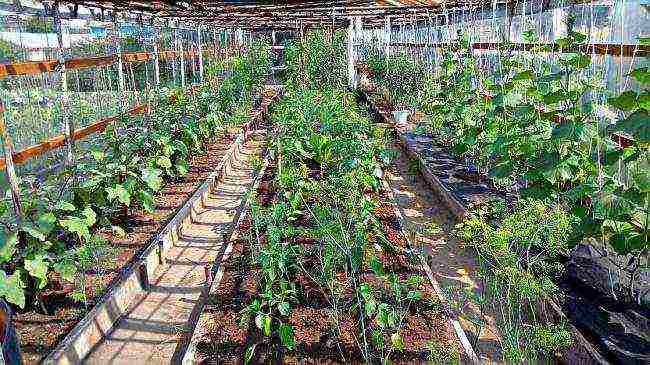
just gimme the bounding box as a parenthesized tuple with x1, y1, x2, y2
(153, 41, 161, 86)
(384, 42, 649, 57)
(53, 5, 75, 165)
(0, 101, 22, 223)
(346, 17, 357, 89)
(197, 26, 204, 83)
(177, 27, 186, 88)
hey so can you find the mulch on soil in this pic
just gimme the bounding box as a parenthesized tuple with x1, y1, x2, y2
(14, 137, 234, 364)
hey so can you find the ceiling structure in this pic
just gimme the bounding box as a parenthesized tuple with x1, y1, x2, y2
(47, 0, 590, 29)
(51, 0, 503, 28)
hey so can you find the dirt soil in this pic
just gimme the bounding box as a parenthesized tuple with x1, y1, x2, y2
(14, 136, 234, 365)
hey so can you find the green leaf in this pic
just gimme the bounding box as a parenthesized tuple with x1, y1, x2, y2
(37, 212, 57, 235)
(608, 91, 638, 111)
(633, 170, 649, 192)
(89, 146, 105, 161)
(568, 54, 590, 69)
(377, 303, 391, 328)
(138, 190, 155, 213)
(609, 230, 646, 255)
(142, 168, 163, 191)
(537, 72, 562, 83)
(22, 224, 46, 241)
(569, 31, 587, 43)
(278, 302, 291, 316)
(172, 140, 189, 156)
(629, 67, 650, 85)
(278, 323, 294, 349)
(60, 217, 90, 241)
(156, 156, 172, 169)
(406, 290, 423, 300)
(364, 299, 377, 317)
(25, 254, 49, 289)
(369, 256, 384, 276)
(543, 90, 569, 105)
(54, 201, 76, 212)
(391, 332, 405, 350)
(0, 229, 18, 263)
(371, 330, 384, 347)
(639, 92, 650, 112)
(53, 260, 77, 282)
(613, 111, 649, 143)
(82, 206, 97, 227)
(602, 149, 625, 166)
(0, 270, 25, 308)
(262, 314, 272, 336)
(489, 161, 514, 179)
(175, 159, 189, 176)
(407, 275, 423, 286)
(513, 70, 534, 81)
(107, 184, 131, 206)
(244, 345, 256, 365)
(111, 225, 126, 238)
(552, 121, 584, 140)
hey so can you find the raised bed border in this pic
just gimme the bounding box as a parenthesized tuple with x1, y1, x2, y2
(41, 92, 277, 365)
(179, 145, 272, 365)
(377, 173, 480, 364)
(360, 88, 610, 365)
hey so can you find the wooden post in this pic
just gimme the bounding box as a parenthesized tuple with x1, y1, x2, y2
(53, 6, 74, 164)
(212, 29, 218, 61)
(552, 7, 568, 39)
(114, 16, 126, 112)
(171, 26, 178, 86)
(197, 25, 204, 83)
(346, 18, 357, 90)
(153, 36, 161, 86)
(0, 101, 21, 224)
(384, 16, 391, 58)
(178, 27, 186, 88)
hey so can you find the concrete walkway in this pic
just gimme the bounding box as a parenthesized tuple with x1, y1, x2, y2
(84, 136, 264, 364)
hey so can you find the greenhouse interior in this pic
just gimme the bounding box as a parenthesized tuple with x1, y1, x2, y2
(0, 0, 647, 364)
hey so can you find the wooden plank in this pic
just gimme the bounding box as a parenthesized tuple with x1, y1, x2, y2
(0, 60, 58, 77)
(65, 55, 116, 70)
(0, 104, 149, 169)
(0, 48, 217, 78)
(121, 52, 153, 63)
(389, 42, 649, 57)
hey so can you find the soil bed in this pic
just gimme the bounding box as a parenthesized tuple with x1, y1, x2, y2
(14, 135, 236, 364)
(193, 160, 460, 364)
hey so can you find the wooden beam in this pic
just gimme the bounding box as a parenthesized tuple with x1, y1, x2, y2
(388, 42, 650, 57)
(0, 49, 217, 78)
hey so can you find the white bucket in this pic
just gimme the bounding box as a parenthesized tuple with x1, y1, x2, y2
(392, 110, 411, 125)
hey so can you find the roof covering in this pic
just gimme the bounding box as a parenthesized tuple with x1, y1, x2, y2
(38, 1, 588, 29)
(52, 0, 485, 27)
